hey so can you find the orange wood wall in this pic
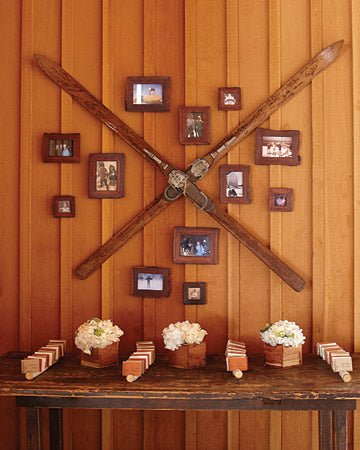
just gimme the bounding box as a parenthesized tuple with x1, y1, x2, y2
(0, 0, 359, 448)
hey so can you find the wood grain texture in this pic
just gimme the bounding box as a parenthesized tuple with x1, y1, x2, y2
(1, 0, 357, 447)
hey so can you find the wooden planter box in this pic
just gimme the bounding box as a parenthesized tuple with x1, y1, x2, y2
(81, 341, 119, 368)
(264, 343, 302, 368)
(167, 340, 207, 369)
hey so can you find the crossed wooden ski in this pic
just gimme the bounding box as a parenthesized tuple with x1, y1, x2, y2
(35, 40, 343, 292)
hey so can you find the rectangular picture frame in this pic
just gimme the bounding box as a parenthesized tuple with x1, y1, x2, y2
(125, 76, 170, 112)
(269, 188, 293, 212)
(179, 106, 210, 145)
(42, 133, 80, 163)
(173, 227, 219, 265)
(88, 153, 124, 199)
(132, 266, 170, 298)
(218, 87, 241, 110)
(255, 128, 300, 166)
(183, 282, 206, 305)
(219, 164, 251, 204)
(52, 195, 75, 218)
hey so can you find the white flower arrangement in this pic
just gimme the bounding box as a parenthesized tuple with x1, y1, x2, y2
(162, 320, 207, 351)
(260, 320, 305, 347)
(75, 318, 124, 355)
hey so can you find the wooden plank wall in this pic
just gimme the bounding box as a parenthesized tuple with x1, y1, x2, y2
(0, 0, 357, 448)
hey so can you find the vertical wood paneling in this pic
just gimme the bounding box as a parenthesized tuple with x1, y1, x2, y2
(353, 0, 360, 446)
(1, 0, 359, 447)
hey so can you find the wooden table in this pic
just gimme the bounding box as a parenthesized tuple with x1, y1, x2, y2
(0, 352, 358, 449)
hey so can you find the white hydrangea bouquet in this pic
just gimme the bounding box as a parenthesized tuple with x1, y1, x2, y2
(162, 320, 207, 351)
(75, 318, 124, 355)
(260, 320, 305, 347)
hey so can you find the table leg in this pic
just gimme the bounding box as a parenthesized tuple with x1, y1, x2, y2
(333, 410, 348, 450)
(25, 407, 42, 450)
(319, 410, 332, 450)
(49, 408, 63, 450)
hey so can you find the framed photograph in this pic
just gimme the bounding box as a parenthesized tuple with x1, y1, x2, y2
(255, 128, 300, 166)
(179, 106, 210, 145)
(132, 267, 170, 298)
(269, 188, 293, 212)
(218, 87, 241, 110)
(183, 282, 206, 305)
(125, 76, 170, 112)
(52, 195, 75, 218)
(219, 164, 251, 204)
(42, 133, 80, 163)
(88, 153, 124, 199)
(173, 227, 219, 265)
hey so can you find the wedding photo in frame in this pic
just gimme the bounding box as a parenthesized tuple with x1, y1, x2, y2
(88, 153, 124, 199)
(219, 164, 251, 204)
(255, 128, 300, 166)
(173, 227, 219, 265)
(132, 267, 170, 298)
(52, 195, 75, 218)
(42, 133, 80, 163)
(218, 87, 241, 110)
(183, 282, 206, 305)
(179, 106, 210, 145)
(269, 188, 293, 212)
(125, 76, 170, 112)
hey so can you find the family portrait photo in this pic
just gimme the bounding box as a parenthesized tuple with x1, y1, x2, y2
(42, 133, 80, 163)
(88, 153, 124, 199)
(173, 227, 219, 265)
(96, 160, 118, 192)
(255, 128, 300, 166)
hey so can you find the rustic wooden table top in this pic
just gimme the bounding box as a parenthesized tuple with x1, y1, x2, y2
(0, 353, 359, 405)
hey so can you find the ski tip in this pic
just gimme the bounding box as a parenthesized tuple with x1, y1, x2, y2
(321, 39, 344, 63)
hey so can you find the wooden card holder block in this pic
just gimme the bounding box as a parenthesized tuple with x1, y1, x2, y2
(167, 341, 207, 369)
(81, 342, 119, 368)
(264, 344, 302, 368)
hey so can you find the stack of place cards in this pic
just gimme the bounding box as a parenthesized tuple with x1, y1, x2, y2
(316, 342, 352, 382)
(225, 339, 248, 378)
(122, 341, 155, 382)
(21, 339, 66, 380)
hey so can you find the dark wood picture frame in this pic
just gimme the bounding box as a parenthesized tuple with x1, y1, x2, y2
(179, 106, 210, 145)
(88, 153, 124, 199)
(269, 188, 293, 212)
(219, 164, 251, 204)
(218, 87, 241, 110)
(52, 195, 75, 218)
(173, 227, 219, 265)
(183, 282, 206, 305)
(255, 128, 300, 166)
(125, 76, 170, 112)
(42, 133, 80, 163)
(132, 266, 170, 298)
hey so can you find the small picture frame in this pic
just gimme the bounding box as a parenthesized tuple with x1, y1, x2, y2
(173, 227, 219, 265)
(42, 133, 80, 163)
(269, 188, 293, 212)
(255, 128, 300, 166)
(218, 87, 241, 110)
(183, 282, 206, 305)
(132, 267, 170, 298)
(52, 195, 75, 218)
(219, 164, 251, 204)
(179, 106, 210, 145)
(125, 76, 170, 112)
(88, 153, 124, 199)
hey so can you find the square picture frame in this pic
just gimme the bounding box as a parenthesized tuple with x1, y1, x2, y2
(132, 266, 170, 298)
(125, 76, 170, 112)
(88, 153, 124, 199)
(255, 128, 300, 166)
(173, 227, 219, 265)
(218, 87, 241, 110)
(269, 188, 293, 212)
(42, 133, 80, 163)
(219, 164, 251, 204)
(52, 195, 75, 218)
(183, 282, 206, 305)
(179, 106, 210, 145)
